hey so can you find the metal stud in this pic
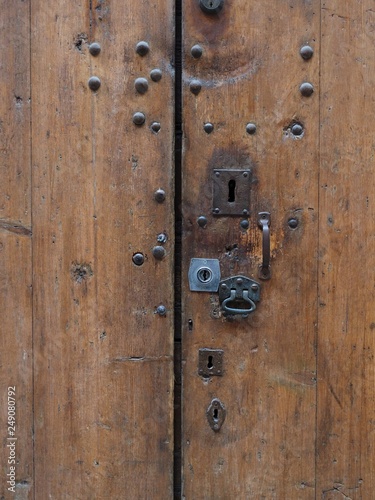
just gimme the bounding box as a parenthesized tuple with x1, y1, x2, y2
(150, 69, 162, 82)
(197, 216, 207, 228)
(190, 80, 202, 95)
(151, 122, 161, 133)
(134, 77, 149, 94)
(246, 122, 257, 135)
(240, 219, 249, 230)
(288, 218, 299, 229)
(154, 189, 166, 203)
(88, 76, 101, 91)
(300, 45, 314, 60)
(291, 122, 304, 136)
(152, 246, 166, 260)
(136, 41, 150, 56)
(300, 82, 314, 97)
(191, 45, 203, 58)
(157, 233, 167, 244)
(89, 42, 101, 56)
(133, 112, 146, 126)
(156, 305, 167, 316)
(204, 123, 214, 134)
(132, 253, 144, 266)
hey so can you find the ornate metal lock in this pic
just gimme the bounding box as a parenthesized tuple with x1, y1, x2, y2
(218, 275, 261, 317)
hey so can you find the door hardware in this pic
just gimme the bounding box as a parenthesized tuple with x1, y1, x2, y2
(219, 275, 260, 317)
(258, 212, 271, 280)
(212, 169, 251, 216)
(207, 398, 226, 432)
(198, 348, 224, 377)
(188, 258, 220, 292)
(199, 0, 224, 15)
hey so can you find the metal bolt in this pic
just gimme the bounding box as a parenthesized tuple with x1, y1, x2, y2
(213, 208, 220, 214)
(154, 189, 166, 203)
(197, 216, 207, 228)
(89, 42, 101, 56)
(236, 278, 243, 285)
(136, 41, 150, 56)
(152, 245, 166, 260)
(300, 82, 314, 97)
(132, 253, 144, 266)
(243, 172, 248, 178)
(190, 80, 202, 95)
(291, 122, 304, 136)
(240, 219, 249, 230)
(242, 209, 249, 216)
(151, 122, 161, 133)
(246, 123, 257, 135)
(134, 77, 149, 94)
(221, 283, 227, 290)
(199, 0, 224, 14)
(133, 112, 146, 126)
(251, 284, 258, 291)
(157, 233, 167, 243)
(88, 76, 101, 91)
(191, 45, 203, 58)
(288, 218, 299, 229)
(150, 69, 162, 82)
(300, 45, 314, 60)
(204, 123, 214, 134)
(156, 305, 167, 316)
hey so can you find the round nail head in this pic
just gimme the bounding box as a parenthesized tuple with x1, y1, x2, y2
(288, 218, 299, 229)
(300, 82, 314, 97)
(204, 123, 214, 134)
(150, 69, 162, 82)
(157, 233, 167, 243)
(191, 45, 203, 58)
(154, 189, 166, 203)
(135, 77, 149, 94)
(152, 246, 166, 260)
(156, 305, 167, 316)
(132, 253, 144, 266)
(89, 42, 101, 56)
(246, 123, 257, 135)
(136, 41, 150, 56)
(88, 76, 101, 91)
(197, 216, 207, 228)
(300, 45, 314, 60)
(151, 122, 161, 133)
(240, 219, 249, 230)
(133, 112, 146, 126)
(190, 80, 202, 95)
(291, 123, 304, 136)
(199, 0, 224, 14)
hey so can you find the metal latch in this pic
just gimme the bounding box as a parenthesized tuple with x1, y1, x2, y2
(219, 275, 260, 317)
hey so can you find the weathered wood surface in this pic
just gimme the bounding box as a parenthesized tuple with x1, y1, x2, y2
(317, 2, 375, 498)
(181, 1, 320, 497)
(0, 0, 33, 497)
(31, 1, 174, 498)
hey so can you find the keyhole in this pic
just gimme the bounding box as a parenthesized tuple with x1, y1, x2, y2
(210, 1, 214, 6)
(197, 267, 213, 283)
(213, 408, 219, 420)
(228, 179, 236, 202)
(207, 355, 213, 369)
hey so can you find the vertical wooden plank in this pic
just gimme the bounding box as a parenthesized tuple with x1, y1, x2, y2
(0, 0, 33, 497)
(181, 1, 319, 497)
(31, 0, 174, 497)
(318, 2, 375, 497)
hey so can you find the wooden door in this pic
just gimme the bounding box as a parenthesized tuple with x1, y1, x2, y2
(1, 1, 375, 499)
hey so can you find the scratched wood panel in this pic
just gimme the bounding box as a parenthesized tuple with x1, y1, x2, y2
(31, 0, 174, 498)
(317, 3, 375, 498)
(181, 0, 319, 497)
(0, 0, 33, 498)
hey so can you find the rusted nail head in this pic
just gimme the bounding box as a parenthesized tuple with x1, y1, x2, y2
(154, 189, 166, 203)
(204, 122, 214, 134)
(240, 219, 249, 230)
(151, 122, 161, 133)
(197, 216, 208, 227)
(288, 218, 299, 229)
(191, 45, 203, 58)
(136, 41, 150, 56)
(134, 77, 149, 94)
(133, 112, 146, 126)
(291, 122, 304, 136)
(152, 246, 166, 260)
(88, 76, 101, 91)
(190, 79, 202, 95)
(300, 82, 314, 97)
(150, 69, 162, 82)
(156, 305, 167, 316)
(132, 253, 144, 266)
(300, 45, 314, 60)
(89, 42, 101, 56)
(246, 123, 257, 135)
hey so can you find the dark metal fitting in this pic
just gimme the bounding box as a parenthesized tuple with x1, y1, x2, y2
(246, 122, 257, 135)
(157, 233, 167, 244)
(132, 253, 144, 266)
(151, 122, 161, 133)
(88, 76, 101, 91)
(156, 305, 167, 317)
(213, 208, 220, 214)
(89, 42, 101, 56)
(288, 218, 299, 229)
(133, 112, 146, 126)
(134, 77, 149, 94)
(152, 246, 166, 260)
(204, 122, 214, 134)
(300, 45, 314, 60)
(197, 216, 208, 228)
(291, 122, 304, 136)
(136, 41, 150, 56)
(240, 219, 249, 230)
(200, 0, 224, 15)
(150, 69, 162, 82)
(154, 189, 166, 203)
(191, 45, 203, 58)
(190, 80, 202, 95)
(300, 82, 314, 97)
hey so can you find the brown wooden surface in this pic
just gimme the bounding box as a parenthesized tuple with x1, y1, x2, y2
(317, 2, 375, 497)
(0, 0, 33, 497)
(31, 1, 174, 498)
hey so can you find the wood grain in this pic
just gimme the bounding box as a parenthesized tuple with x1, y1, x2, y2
(317, 2, 375, 497)
(0, 0, 33, 497)
(181, 0, 320, 497)
(31, 1, 174, 497)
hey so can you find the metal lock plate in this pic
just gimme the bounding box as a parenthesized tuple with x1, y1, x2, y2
(198, 348, 224, 377)
(219, 275, 260, 316)
(207, 398, 226, 432)
(188, 258, 221, 292)
(212, 169, 251, 216)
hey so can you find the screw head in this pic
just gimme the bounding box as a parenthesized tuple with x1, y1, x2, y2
(191, 44, 203, 58)
(300, 82, 314, 97)
(150, 69, 162, 82)
(157, 233, 167, 243)
(151, 122, 161, 133)
(88, 76, 101, 91)
(89, 42, 101, 56)
(134, 77, 149, 94)
(204, 122, 214, 134)
(300, 45, 314, 60)
(291, 122, 304, 136)
(156, 305, 167, 316)
(240, 219, 249, 230)
(220, 283, 227, 290)
(246, 122, 257, 135)
(199, 0, 224, 14)
(288, 218, 299, 229)
(243, 172, 248, 178)
(251, 284, 259, 291)
(132, 253, 144, 266)
(136, 41, 150, 56)
(213, 208, 220, 214)
(197, 216, 208, 228)
(242, 209, 249, 216)
(133, 112, 146, 126)
(152, 245, 166, 260)
(236, 278, 243, 285)
(190, 79, 202, 95)
(154, 189, 166, 203)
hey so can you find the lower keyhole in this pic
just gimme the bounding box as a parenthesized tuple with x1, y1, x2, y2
(207, 355, 214, 369)
(213, 408, 219, 421)
(228, 179, 236, 202)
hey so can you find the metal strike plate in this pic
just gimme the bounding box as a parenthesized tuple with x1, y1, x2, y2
(207, 398, 226, 432)
(188, 258, 221, 292)
(213, 169, 251, 216)
(198, 348, 224, 377)
(219, 275, 261, 317)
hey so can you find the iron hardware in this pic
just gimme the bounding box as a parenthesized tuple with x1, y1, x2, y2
(188, 258, 220, 292)
(207, 398, 226, 432)
(199, 0, 224, 15)
(219, 275, 260, 317)
(212, 169, 251, 216)
(198, 348, 224, 377)
(258, 212, 271, 280)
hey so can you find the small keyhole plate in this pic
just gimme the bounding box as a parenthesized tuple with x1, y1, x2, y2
(199, 0, 224, 14)
(207, 398, 226, 432)
(213, 169, 251, 216)
(198, 348, 224, 377)
(188, 258, 220, 292)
